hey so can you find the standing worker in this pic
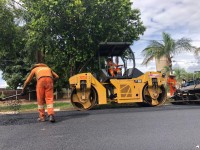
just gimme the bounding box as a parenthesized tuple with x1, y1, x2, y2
(167, 74, 177, 96)
(21, 63, 59, 123)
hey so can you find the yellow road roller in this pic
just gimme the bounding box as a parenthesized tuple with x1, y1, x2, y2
(69, 42, 167, 110)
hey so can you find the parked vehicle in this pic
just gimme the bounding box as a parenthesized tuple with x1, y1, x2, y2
(171, 79, 200, 104)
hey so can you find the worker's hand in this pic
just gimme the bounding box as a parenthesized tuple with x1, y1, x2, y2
(20, 90, 26, 96)
(53, 78, 58, 81)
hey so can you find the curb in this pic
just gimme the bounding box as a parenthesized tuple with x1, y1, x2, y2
(0, 111, 19, 115)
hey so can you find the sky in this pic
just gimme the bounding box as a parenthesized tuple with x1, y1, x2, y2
(1, 0, 200, 88)
(0, 71, 7, 88)
(131, 0, 200, 72)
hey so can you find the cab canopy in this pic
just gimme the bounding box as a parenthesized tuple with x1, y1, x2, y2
(96, 42, 143, 81)
(98, 42, 132, 57)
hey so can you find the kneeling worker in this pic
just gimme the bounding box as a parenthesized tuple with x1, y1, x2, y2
(21, 63, 59, 123)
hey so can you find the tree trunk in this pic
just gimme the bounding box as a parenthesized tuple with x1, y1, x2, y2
(36, 50, 44, 63)
(155, 55, 173, 76)
(155, 56, 169, 73)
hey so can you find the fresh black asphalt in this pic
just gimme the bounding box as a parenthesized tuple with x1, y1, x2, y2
(0, 104, 200, 150)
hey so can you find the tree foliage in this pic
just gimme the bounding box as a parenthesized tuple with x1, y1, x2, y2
(1, 0, 145, 89)
(0, 0, 30, 89)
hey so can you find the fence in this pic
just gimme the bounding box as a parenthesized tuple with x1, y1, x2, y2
(54, 88, 71, 100)
(0, 88, 72, 101)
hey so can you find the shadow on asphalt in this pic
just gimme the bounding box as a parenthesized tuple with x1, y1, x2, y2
(54, 112, 90, 123)
(56, 103, 200, 118)
(70, 104, 200, 115)
(0, 112, 90, 126)
(92, 103, 142, 110)
(92, 102, 200, 111)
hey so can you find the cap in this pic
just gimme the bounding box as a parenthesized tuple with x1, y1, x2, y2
(32, 63, 48, 69)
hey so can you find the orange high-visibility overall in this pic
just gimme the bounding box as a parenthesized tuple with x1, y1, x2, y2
(167, 77, 176, 96)
(23, 64, 59, 118)
(37, 77, 54, 118)
(107, 62, 121, 77)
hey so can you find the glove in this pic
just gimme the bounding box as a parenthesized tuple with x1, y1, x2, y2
(20, 90, 26, 96)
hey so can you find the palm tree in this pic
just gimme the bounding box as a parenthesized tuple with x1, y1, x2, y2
(173, 68, 187, 88)
(142, 32, 195, 74)
(163, 66, 170, 75)
(173, 68, 186, 81)
(193, 47, 200, 63)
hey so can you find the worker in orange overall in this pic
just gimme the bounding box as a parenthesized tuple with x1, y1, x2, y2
(107, 58, 123, 77)
(167, 74, 177, 96)
(21, 63, 59, 123)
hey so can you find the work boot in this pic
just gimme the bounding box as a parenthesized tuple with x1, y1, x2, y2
(49, 115, 55, 123)
(37, 117, 46, 122)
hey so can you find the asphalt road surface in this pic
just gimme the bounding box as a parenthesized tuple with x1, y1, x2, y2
(1, 104, 200, 150)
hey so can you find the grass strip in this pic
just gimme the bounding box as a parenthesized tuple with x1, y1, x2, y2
(0, 101, 73, 112)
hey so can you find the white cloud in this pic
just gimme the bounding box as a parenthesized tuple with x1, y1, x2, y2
(132, 0, 200, 40)
(187, 65, 200, 72)
(131, 0, 200, 73)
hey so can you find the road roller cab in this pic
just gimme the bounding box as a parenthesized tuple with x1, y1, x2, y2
(69, 42, 167, 110)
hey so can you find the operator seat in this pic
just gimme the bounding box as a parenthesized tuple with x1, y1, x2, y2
(123, 68, 144, 78)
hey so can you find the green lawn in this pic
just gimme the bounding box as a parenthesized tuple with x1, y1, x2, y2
(0, 101, 73, 112)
